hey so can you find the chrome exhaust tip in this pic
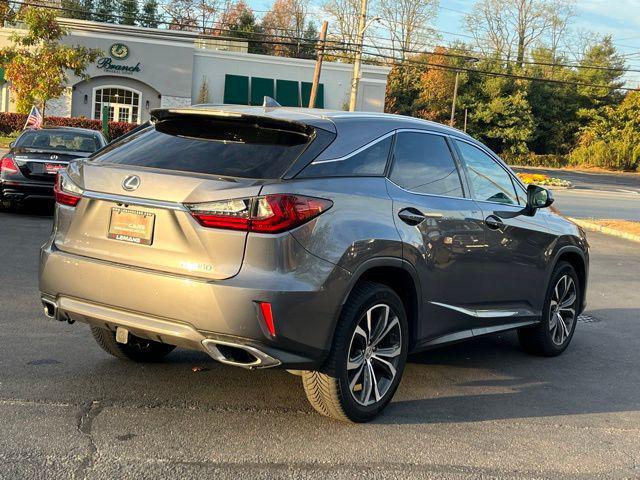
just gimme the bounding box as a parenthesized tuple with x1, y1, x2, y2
(41, 298, 57, 319)
(202, 339, 281, 369)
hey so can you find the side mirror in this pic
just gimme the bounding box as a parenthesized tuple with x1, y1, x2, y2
(495, 184, 554, 219)
(527, 184, 554, 210)
(8, 141, 14, 148)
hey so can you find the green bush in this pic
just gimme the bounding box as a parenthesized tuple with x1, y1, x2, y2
(502, 152, 569, 168)
(568, 91, 640, 172)
(569, 128, 640, 171)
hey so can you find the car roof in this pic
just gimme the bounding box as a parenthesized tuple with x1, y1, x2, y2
(153, 104, 494, 165)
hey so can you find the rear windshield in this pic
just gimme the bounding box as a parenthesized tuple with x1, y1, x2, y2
(91, 117, 311, 179)
(16, 130, 100, 152)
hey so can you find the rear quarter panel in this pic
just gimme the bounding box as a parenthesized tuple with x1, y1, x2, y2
(260, 177, 403, 273)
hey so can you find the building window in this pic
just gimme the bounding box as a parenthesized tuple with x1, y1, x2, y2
(93, 87, 141, 124)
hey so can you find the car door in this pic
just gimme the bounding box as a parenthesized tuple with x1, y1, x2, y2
(386, 130, 488, 344)
(453, 139, 556, 322)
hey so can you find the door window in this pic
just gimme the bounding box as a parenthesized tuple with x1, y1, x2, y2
(389, 132, 464, 198)
(456, 141, 518, 205)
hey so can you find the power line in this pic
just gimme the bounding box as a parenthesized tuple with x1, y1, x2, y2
(6, 1, 639, 91)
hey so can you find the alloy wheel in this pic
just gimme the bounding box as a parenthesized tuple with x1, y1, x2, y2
(347, 303, 402, 406)
(549, 274, 577, 346)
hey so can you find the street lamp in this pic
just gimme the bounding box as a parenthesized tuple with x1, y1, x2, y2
(348, 0, 380, 112)
(450, 57, 479, 127)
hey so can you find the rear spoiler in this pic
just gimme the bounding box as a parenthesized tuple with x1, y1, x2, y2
(151, 108, 317, 136)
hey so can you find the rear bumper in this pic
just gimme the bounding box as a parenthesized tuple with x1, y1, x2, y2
(39, 241, 351, 369)
(1, 179, 54, 201)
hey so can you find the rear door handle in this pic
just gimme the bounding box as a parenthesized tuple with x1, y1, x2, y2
(398, 207, 426, 226)
(485, 214, 504, 230)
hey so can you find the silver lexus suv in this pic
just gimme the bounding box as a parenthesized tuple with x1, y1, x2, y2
(40, 106, 589, 422)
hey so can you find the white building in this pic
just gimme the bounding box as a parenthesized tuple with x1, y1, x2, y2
(0, 19, 391, 123)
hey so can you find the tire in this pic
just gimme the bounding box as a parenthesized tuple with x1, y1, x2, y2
(518, 261, 580, 357)
(302, 281, 408, 422)
(90, 326, 176, 362)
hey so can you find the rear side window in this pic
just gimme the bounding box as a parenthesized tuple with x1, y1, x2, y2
(91, 117, 311, 179)
(390, 132, 464, 198)
(298, 135, 392, 177)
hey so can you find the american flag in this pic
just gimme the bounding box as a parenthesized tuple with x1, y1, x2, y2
(24, 106, 43, 130)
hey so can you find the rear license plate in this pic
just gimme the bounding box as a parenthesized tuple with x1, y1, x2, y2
(45, 163, 65, 174)
(107, 207, 155, 245)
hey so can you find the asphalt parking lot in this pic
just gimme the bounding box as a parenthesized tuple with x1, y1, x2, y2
(1, 208, 639, 479)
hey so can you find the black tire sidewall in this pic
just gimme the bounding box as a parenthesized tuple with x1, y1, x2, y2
(333, 285, 408, 422)
(541, 262, 580, 354)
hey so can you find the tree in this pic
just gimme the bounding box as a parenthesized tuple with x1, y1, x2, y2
(321, 0, 361, 60)
(299, 21, 319, 59)
(140, 0, 161, 27)
(119, 0, 139, 25)
(569, 91, 640, 171)
(61, 0, 86, 19)
(218, 1, 266, 54)
(376, 0, 439, 62)
(575, 35, 625, 113)
(262, 0, 308, 57)
(164, 0, 198, 30)
(414, 48, 457, 123)
(384, 59, 424, 116)
(81, 0, 95, 20)
(94, 0, 117, 22)
(526, 46, 581, 154)
(464, 0, 574, 65)
(0, 7, 100, 117)
(1, 0, 13, 23)
(197, 76, 209, 103)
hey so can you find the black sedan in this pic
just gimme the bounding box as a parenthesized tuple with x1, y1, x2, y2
(0, 127, 107, 210)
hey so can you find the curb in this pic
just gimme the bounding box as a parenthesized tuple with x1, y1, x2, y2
(567, 217, 640, 244)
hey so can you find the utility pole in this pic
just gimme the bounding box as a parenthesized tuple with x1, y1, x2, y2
(463, 108, 468, 132)
(348, 0, 368, 112)
(450, 70, 459, 127)
(309, 21, 328, 109)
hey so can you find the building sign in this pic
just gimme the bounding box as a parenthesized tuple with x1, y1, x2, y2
(96, 43, 141, 75)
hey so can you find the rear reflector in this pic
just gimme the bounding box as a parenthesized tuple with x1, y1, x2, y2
(0, 157, 18, 174)
(258, 302, 276, 336)
(54, 172, 83, 207)
(187, 194, 332, 233)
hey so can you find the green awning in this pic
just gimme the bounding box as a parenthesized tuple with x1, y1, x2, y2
(301, 82, 324, 108)
(250, 77, 275, 106)
(276, 79, 300, 107)
(223, 74, 249, 105)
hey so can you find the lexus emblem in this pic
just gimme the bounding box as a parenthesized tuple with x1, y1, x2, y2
(122, 175, 140, 191)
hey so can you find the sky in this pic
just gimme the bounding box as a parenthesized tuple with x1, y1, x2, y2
(246, 0, 640, 86)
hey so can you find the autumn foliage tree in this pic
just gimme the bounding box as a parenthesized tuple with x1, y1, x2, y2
(0, 7, 100, 117)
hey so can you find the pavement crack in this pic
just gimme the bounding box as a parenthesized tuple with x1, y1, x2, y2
(74, 400, 102, 480)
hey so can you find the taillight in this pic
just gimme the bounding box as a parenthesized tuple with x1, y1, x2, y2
(54, 172, 83, 207)
(0, 157, 19, 174)
(186, 194, 332, 233)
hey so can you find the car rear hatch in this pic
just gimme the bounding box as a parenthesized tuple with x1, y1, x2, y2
(13, 148, 89, 182)
(53, 109, 319, 281)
